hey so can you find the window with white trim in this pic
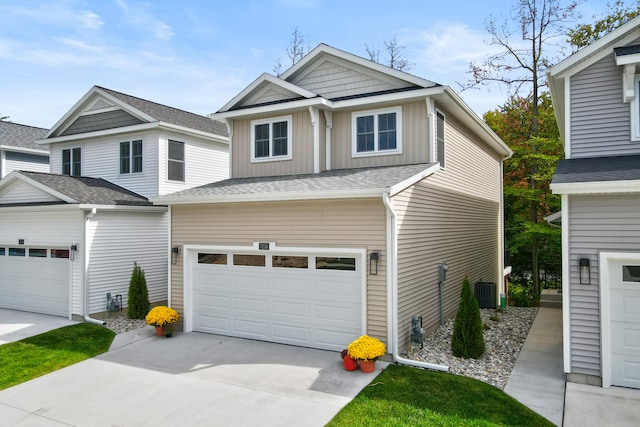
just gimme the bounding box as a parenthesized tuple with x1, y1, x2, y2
(168, 140, 185, 182)
(120, 140, 143, 174)
(62, 148, 81, 176)
(436, 110, 446, 168)
(352, 107, 402, 156)
(251, 116, 292, 161)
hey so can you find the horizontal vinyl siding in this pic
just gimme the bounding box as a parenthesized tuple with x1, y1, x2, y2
(570, 54, 640, 158)
(87, 211, 168, 314)
(232, 111, 314, 178)
(170, 199, 387, 341)
(292, 59, 411, 99)
(4, 152, 49, 176)
(50, 132, 159, 198)
(393, 183, 500, 348)
(158, 132, 229, 196)
(0, 180, 59, 204)
(331, 101, 430, 170)
(568, 194, 640, 377)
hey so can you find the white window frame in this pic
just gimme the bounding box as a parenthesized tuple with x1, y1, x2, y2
(632, 75, 640, 141)
(436, 109, 446, 169)
(167, 139, 185, 182)
(119, 140, 143, 175)
(62, 147, 82, 176)
(351, 107, 402, 157)
(250, 115, 293, 162)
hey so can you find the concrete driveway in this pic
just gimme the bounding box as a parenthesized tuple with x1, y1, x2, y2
(0, 309, 76, 344)
(0, 327, 384, 426)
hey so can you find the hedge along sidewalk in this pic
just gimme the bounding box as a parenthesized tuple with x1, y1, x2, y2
(0, 323, 115, 390)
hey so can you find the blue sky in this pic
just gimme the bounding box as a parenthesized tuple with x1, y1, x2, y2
(0, 0, 613, 129)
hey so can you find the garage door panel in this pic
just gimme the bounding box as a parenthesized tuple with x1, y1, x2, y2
(611, 358, 640, 389)
(0, 256, 68, 317)
(192, 249, 363, 351)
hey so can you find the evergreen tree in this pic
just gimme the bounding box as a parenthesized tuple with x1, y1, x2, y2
(127, 262, 149, 319)
(451, 276, 485, 359)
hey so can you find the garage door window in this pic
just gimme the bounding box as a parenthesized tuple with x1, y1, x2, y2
(9, 248, 25, 257)
(623, 265, 640, 282)
(272, 255, 308, 269)
(29, 248, 47, 258)
(0, 248, 4, 256)
(198, 253, 227, 264)
(316, 257, 356, 271)
(233, 254, 265, 267)
(51, 249, 70, 259)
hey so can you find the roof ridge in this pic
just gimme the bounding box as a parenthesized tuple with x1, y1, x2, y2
(0, 121, 49, 131)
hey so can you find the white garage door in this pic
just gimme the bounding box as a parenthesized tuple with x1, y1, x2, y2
(190, 249, 363, 351)
(607, 258, 640, 389)
(0, 247, 70, 317)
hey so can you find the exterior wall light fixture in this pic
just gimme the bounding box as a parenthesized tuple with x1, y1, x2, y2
(579, 257, 590, 285)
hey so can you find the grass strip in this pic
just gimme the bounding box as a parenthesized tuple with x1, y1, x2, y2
(0, 323, 115, 390)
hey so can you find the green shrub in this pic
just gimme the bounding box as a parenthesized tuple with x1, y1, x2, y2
(451, 275, 485, 359)
(510, 285, 532, 307)
(127, 262, 149, 319)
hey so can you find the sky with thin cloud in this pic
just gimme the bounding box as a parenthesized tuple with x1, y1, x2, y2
(0, 0, 613, 129)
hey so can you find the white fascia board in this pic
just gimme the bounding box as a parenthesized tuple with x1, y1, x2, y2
(280, 44, 437, 88)
(389, 164, 440, 196)
(615, 52, 640, 65)
(152, 187, 387, 205)
(0, 204, 81, 213)
(43, 86, 100, 139)
(157, 122, 229, 144)
(38, 122, 160, 145)
(77, 204, 168, 212)
(331, 87, 443, 109)
(0, 145, 49, 155)
(0, 171, 77, 203)
(212, 97, 329, 120)
(551, 179, 640, 194)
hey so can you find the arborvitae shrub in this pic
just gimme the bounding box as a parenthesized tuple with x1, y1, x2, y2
(451, 275, 485, 359)
(127, 262, 150, 319)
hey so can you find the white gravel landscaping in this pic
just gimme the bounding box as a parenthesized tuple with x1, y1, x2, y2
(408, 306, 538, 390)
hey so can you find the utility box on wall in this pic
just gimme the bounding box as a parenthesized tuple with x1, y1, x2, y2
(474, 281, 496, 309)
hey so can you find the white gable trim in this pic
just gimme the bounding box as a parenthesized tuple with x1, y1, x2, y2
(0, 171, 77, 203)
(389, 164, 440, 196)
(218, 73, 317, 113)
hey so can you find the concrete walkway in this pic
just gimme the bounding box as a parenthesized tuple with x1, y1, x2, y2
(504, 307, 565, 426)
(0, 310, 76, 345)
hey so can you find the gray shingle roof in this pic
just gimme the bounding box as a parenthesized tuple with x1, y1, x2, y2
(96, 86, 228, 137)
(165, 163, 437, 199)
(552, 155, 640, 184)
(0, 121, 49, 151)
(17, 171, 153, 206)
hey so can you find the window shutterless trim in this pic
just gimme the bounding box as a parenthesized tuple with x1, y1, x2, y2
(250, 115, 293, 162)
(351, 106, 402, 157)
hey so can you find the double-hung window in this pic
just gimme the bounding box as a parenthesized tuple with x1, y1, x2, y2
(120, 140, 143, 174)
(352, 107, 402, 156)
(251, 116, 292, 162)
(168, 140, 185, 182)
(62, 148, 81, 176)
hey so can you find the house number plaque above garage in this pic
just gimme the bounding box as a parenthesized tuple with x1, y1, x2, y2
(258, 242, 270, 250)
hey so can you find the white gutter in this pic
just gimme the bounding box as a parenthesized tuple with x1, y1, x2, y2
(83, 208, 105, 325)
(382, 192, 449, 372)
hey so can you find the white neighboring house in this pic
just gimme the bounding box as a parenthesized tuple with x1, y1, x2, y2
(0, 121, 49, 178)
(0, 86, 229, 321)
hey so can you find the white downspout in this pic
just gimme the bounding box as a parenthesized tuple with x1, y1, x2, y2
(83, 208, 105, 325)
(323, 110, 332, 171)
(383, 192, 449, 371)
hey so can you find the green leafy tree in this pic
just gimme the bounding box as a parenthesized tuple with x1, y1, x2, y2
(568, 1, 640, 51)
(127, 262, 150, 319)
(484, 93, 563, 280)
(451, 276, 485, 359)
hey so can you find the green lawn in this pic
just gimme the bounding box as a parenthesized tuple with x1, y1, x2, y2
(327, 364, 555, 427)
(0, 323, 115, 390)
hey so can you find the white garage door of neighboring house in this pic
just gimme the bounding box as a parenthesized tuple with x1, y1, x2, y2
(602, 253, 640, 389)
(0, 246, 70, 317)
(188, 246, 364, 351)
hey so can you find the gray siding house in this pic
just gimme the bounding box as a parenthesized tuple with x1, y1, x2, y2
(548, 16, 640, 389)
(155, 44, 512, 361)
(0, 121, 49, 178)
